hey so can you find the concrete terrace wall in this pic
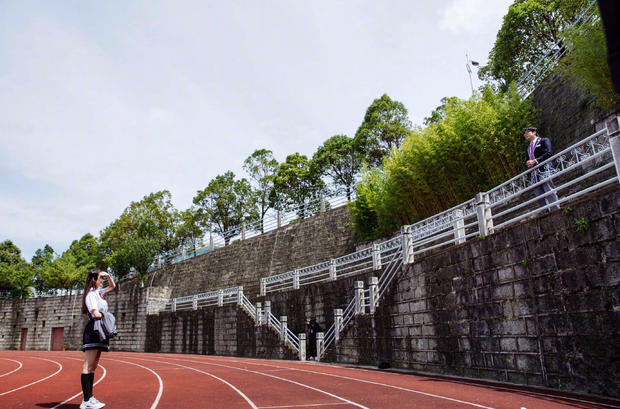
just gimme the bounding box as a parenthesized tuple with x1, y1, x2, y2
(148, 205, 356, 299)
(0, 282, 162, 352)
(323, 184, 620, 397)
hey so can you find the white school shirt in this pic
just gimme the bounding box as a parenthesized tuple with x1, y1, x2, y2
(85, 288, 109, 317)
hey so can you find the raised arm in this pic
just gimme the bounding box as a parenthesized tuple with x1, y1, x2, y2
(101, 271, 116, 294)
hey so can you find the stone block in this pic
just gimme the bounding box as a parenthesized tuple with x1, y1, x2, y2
(500, 338, 518, 352)
(497, 267, 514, 283)
(492, 284, 514, 300)
(517, 337, 538, 352)
(503, 319, 526, 335)
(516, 353, 541, 372)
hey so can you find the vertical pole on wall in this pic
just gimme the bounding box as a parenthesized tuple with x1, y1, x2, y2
(260, 278, 266, 296)
(255, 302, 262, 326)
(181, 247, 186, 261)
(453, 208, 466, 245)
(280, 316, 287, 343)
(372, 244, 382, 270)
(157, 256, 162, 269)
(401, 226, 414, 264)
(368, 277, 378, 315)
(299, 333, 306, 361)
(316, 332, 324, 362)
(334, 308, 343, 342)
(171, 298, 177, 312)
(608, 116, 620, 182)
(264, 301, 271, 324)
(237, 286, 243, 306)
(209, 232, 214, 251)
(476, 192, 494, 238)
(354, 281, 364, 315)
(277, 210, 282, 228)
(320, 195, 326, 213)
(218, 289, 224, 307)
(293, 269, 300, 290)
(241, 223, 246, 241)
(192, 295, 198, 310)
(329, 259, 337, 281)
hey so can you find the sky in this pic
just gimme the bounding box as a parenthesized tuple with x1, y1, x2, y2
(0, 0, 513, 261)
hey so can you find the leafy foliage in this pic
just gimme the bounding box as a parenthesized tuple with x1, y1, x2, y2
(193, 171, 258, 244)
(312, 135, 362, 200)
(351, 86, 536, 238)
(0, 240, 34, 299)
(100, 190, 179, 281)
(479, 0, 591, 89)
(354, 94, 412, 167)
(557, 13, 620, 110)
(38, 251, 87, 293)
(272, 153, 325, 219)
(175, 207, 204, 253)
(243, 149, 279, 232)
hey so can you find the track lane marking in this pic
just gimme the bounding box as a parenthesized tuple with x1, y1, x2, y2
(0, 357, 62, 396)
(117, 356, 257, 409)
(259, 403, 350, 408)
(108, 359, 164, 409)
(188, 357, 497, 409)
(209, 357, 620, 409)
(46, 357, 107, 409)
(124, 355, 368, 409)
(0, 358, 23, 378)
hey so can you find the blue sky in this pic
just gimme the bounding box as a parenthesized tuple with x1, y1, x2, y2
(0, 0, 512, 260)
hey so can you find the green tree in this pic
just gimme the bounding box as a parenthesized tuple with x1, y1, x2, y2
(354, 94, 412, 167)
(557, 12, 620, 110)
(67, 233, 105, 271)
(31, 244, 55, 295)
(312, 135, 362, 200)
(243, 149, 279, 232)
(352, 86, 536, 238)
(479, 0, 591, 89)
(272, 153, 325, 219)
(38, 251, 87, 294)
(100, 190, 179, 279)
(176, 207, 204, 253)
(0, 240, 35, 298)
(193, 171, 258, 245)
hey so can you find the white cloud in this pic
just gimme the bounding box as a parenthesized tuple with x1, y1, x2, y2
(439, 0, 511, 34)
(1, 1, 513, 260)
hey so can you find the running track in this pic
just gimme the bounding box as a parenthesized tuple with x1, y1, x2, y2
(0, 351, 617, 409)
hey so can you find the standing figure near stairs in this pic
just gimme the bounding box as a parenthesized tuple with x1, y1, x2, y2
(306, 318, 322, 360)
(524, 126, 560, 212)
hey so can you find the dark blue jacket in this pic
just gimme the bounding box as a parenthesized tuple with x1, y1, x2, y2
(526, 137, 553, 164)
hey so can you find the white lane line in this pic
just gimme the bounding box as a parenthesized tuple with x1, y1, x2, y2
(48, 357, 107, 409)
(119, 356, 257, 409)
(131, 355, 369, 409)
(0, 358, 63, 396)
(259, 403, 350, 408)
(196, 357, 498, 409)
(213, 358, 620, 409)
(109, 359, 164, 409)
(0, 358, 23, 378)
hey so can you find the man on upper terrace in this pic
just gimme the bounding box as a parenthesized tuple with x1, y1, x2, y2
(524, 126, 560, 212)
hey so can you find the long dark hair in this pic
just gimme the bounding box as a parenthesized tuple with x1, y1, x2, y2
(82, 269, 102, 314)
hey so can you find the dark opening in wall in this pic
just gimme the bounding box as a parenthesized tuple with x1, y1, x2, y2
(42, 320, 46, 328)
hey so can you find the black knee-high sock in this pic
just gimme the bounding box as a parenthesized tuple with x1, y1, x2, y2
(81, 374, 91, 401)
(88, 373, 95, 398)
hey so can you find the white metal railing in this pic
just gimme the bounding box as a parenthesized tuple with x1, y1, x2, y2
(516, 0, 598, 98)
(159, 120, 620, 361)
(149, 193, 353, 271)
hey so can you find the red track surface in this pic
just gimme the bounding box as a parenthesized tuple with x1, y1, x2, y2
(0, 351, 617, 409)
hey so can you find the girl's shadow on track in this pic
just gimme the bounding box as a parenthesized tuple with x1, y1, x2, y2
(36, 403, 80, 408)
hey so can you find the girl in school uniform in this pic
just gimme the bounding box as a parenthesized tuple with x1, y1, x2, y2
(80, 269, 115, 409)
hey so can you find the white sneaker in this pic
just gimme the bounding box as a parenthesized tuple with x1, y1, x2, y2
(80, 400, 97, 409)
(89, 397, 105, 409)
